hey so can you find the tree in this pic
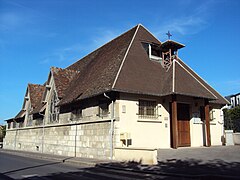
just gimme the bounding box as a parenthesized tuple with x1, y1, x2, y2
(224, 106, 240, 132)
(0, 125, 6, 141)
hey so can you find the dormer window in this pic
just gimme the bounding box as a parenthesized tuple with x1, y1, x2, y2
(142, 43, 162, 62)
(148, 44, 162, 62)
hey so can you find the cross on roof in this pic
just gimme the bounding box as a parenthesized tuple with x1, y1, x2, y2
(166, 31, 172, 39)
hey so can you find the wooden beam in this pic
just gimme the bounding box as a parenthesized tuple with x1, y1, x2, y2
(205, 99, 211, 147)
(171, 95, 178, 149)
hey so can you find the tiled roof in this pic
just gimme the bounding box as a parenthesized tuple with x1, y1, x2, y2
(176, 59, 229, 104)
(59, 24, 228, 105)
(51, 67, 79, 99)
(31, 67, 78, 115)
(28, 84, 45, 109)
(59, 25, 138, 105)
(8, 24, 229, 121)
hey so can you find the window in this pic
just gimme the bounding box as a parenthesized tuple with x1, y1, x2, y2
(210, 109, 215, 121)
(99, 101, 109, 117)
(7, 122, 11, 129)
(72, 108, 82, 120)
(12, 121, 16, 128)
(141, 43, 162, 62)
(138, 100, 158, 119)
(49, 91, 59, 123)
(18, 121, 24, 128)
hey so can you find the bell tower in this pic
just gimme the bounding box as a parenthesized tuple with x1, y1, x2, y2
(160, 32, 185, 70)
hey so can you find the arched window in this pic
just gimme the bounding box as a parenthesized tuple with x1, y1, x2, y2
(49, 90, 59, 123)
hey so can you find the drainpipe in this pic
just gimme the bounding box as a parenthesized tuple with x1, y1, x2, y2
(74, 121, 77, 157)
(39, 112, 45, 154)
(104, 93, 114, 160)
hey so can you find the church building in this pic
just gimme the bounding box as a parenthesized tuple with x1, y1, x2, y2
(4, 24, 228, 164)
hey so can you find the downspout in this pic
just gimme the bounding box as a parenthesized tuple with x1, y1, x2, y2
(74, 121, 77, 157)
(104, 93, 114, 160)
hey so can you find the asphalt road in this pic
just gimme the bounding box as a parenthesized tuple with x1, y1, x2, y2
(0, 151, 85, 179)
(0, 151, 170, 180)
(1, 147, 240, 179)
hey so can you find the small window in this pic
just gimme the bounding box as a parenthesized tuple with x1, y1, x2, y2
(141, 43, 162, 62)
(138, 100, 158, 119)
(99, 101, 109, 117)
(72, 108, 82, 120)
(7, 122, 11, 129)
(18, 121, 24, 128)
(151, 44, 161, 57)
(210, 109, 215, 121)
(49, 91, 59, 123)
(12, 121, 16, 128)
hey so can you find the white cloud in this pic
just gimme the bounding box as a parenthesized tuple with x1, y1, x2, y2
(39, 28, 121, 65)
(92, 30, 119, 49)
(153, 0, 219, 38)
(39, 43, 83, 64)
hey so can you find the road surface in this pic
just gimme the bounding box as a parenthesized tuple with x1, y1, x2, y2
(0, 151, 169, 179)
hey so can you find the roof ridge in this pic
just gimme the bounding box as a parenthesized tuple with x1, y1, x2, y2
(177, 58, 229, 104)
(172, 59, 176, 93)
(112, 24, 141, 89)
(28, 83, 44, 86)
(138, 24, 162, 44)
(175, 59, 217, 99)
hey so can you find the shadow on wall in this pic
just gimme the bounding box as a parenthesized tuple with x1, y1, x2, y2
(6, 159, 240, 179)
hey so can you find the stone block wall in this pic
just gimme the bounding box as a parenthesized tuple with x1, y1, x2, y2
(3, 130, 15, 149)
(4, 120, 112, 159)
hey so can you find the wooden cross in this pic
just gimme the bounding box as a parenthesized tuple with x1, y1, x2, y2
(166, 31, 172, 39)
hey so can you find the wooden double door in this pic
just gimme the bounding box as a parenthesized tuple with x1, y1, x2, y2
(177, 103, 191, 147)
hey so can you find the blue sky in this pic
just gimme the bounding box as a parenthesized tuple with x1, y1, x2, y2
(0, 0, 239, 124)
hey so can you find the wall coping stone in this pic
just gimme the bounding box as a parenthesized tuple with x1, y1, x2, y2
(6, 119, 115, 131)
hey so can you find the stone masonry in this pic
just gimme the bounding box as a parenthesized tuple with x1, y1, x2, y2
(4, 121, 112, 159)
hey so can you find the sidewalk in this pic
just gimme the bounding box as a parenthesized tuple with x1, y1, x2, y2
(157, 145, 240, 163)
(0, 148, 113, 167)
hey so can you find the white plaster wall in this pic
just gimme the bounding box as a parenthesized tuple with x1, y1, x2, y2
(189, 99, 205, 147)
(116, 93, 171, 149)
(190, 104, 224, 147)
(210, 108, 224, 146)
(190, 122, 205, 147)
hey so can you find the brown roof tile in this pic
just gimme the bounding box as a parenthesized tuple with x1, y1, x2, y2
(59, 25, 138, 105)
(51, 67, 79, 99)
(176, 59, 229, 104)
(58, 24, 227, 106)
(174, 60, 216, 99)
(28, 84, 45, 109)
(27, 84, 45, 115)
(113, 25, 168, 96)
